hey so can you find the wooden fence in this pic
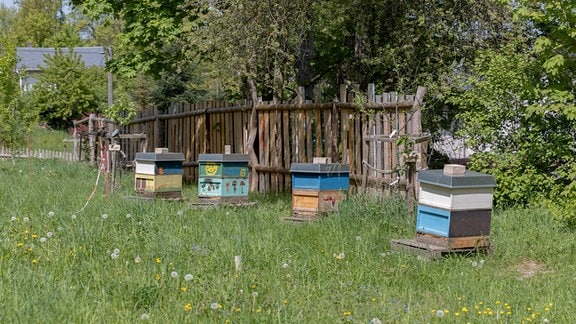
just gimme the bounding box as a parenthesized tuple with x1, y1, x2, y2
(122, 84, 428, 196)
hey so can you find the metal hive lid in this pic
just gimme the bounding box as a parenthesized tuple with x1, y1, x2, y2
(290, 163, 350, 174)
(417, 169, 496, 188)
(198, 154, 250, 162)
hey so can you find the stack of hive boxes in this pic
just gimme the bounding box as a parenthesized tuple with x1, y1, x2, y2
(415, 164, 496, 248)
(197, 153, 250, 203)
(134, 148, 185, 199)
(289, 161, 350, 220)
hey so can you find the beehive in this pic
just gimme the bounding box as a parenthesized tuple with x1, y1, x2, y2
(135, 150, 184, 198)
(290, 163, 350, 220)
(416, 165, 495, 238)
(197, 153, 250, 203)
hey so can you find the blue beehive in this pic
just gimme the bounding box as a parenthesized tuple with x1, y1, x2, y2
(290, 163, 350, 219)
(416, 165, 495, 238)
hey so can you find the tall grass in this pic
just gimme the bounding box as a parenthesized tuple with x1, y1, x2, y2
(0, 158, 573, 323)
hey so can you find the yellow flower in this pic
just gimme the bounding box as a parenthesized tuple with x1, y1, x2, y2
(283, 299, 288, 305)
(184, 303, 192, 311)
(235, 307, 241, 313)
(343, 311, 352, 316)
(156, 257, 161, 263)
(256, 308, 262, 313)
(17, 243, 24, 247)
(155, 274, 161, 280)
(180, 287, 187, 292)
(462, 307, 468, 313)
(455, 312, 460, 317)
(32, 259, 38, 264)
(31, 234, 38, 239)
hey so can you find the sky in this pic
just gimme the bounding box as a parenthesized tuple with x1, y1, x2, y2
(0, 0, 15, 8)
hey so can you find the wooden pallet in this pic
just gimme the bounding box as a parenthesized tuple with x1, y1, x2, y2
(188, 201, 258, 209)
(391, 235, 492, 259)
(125, 195, 186, 202)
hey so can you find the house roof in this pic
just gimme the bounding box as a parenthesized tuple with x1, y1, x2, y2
(16, 46, 106, 71)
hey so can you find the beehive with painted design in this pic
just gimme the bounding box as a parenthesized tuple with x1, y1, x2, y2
(197, 153, 250, 202)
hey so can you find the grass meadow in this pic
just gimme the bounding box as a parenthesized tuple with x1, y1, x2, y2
(1, 157, 575, 323)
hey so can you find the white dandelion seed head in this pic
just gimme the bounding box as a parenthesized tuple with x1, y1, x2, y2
(140, 313, 149, 320)
(355, 236, 361, 241)
(184, 274, 193, 281)
(369, 318, 383, 324)
(435, 310, 445, 318)
(71, 214, 77, 219)
(40, 237, 47, 243)
(46, 232, 53, 238)
(543, 318, 550, 324)
(111, 252, 119, 259)
(282, 262, 289, 269)
(170, 271, 179, 278)
(137, 221, 142, 226)
(10, 216, 16, 222)
(113, 248, 120, 254)
(126, 213, 132, 219)
(226, 212, 230, 216)
(48, 211, 55, 217)
(101, 214, 108, 219)
(471, 261, 478, 267)
(479, 259, 485, 266)
(19, 169, 22, 173)
(177, 210, 184, 216)
(23, 217, 30, 222)
(134, 256, 142, 263)
(252, 291, 259, 298)
(210, 302, 219, 310)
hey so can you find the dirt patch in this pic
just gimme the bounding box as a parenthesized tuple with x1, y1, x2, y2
(516, 260, 551, 279)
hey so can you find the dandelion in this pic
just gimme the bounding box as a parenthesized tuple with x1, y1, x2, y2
(113, 248, 120, 254)
(252, 291, 259, 298)
(155, 274, 161, 280)
(46, 232, 53, 238)
(101, 213, 108, 219)
(23, 217, 30, 222)
(17, 243, 24, 247)
(31, 234, 38, 239)
(184, 274, 193, 281)
(343, 311, 352, 316)
(126, 213, 132, 219)
(369, 318, 383, 324)
(140, 313, 149, 320)
(543, 318, 550, 324)
(282, 262, 289, 269)
(355, 236, 361, 241)
(180, 287, 187, 292)
(235, 307, 241, 312)
(134, 256, 142, 264)
(177, 210, 184, 216)
(435, 310, 445, 318)
(40, 237, 47, 243)
(156, 257, 161, 263)
(71, 214, 77, 220)
(184, 303, 192, 311)
(111, 252, 119, 259)
(170, 271, 179, 278)
(10, 216, 16, 222)
(256, 308, 262, 313)
(334, 252, 345, 260)
(32, 259, 38, 265)
(210, 302, 221, 310)
(472, 261, 478, 267)
(48, 211, 55, 217)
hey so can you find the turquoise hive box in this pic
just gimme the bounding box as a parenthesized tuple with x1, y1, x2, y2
(197, 153, 250, 202)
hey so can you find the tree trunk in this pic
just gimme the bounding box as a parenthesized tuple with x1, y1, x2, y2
(245, 74, 260, 192)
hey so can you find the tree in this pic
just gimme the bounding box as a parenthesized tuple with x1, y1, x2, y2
(0, 36, 39, 150)
(30, 49, 107, 129)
